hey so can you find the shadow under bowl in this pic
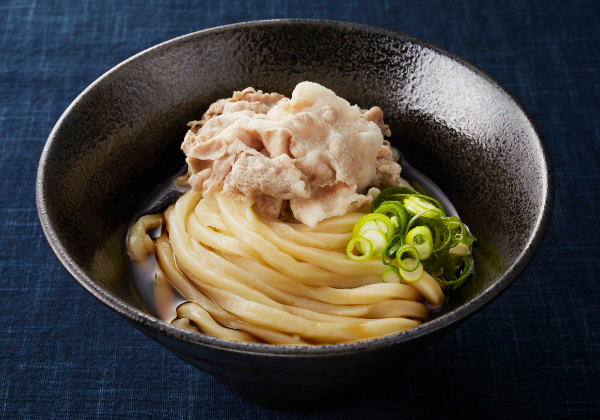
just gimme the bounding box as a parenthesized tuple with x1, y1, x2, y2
(36, 19, 554, 409)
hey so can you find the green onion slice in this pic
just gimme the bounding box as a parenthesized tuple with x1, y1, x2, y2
(381, 233, 404, 265)
(346, 237, 374, 261)
(405, 208, 444, 231)
(405, 226, 434, 260)
(372, 186, 419, 210)
(373, 187, 445, 216)
(432, 256, 474, 288)
(463, 225, 476, 247)
(374, 201, 407, 235)
(422, 251, 441, 273)
(381, 265, 401, 283)
(396, 244, 421, 271)
(359, 229, 387, 257)
(400, 261, 424, 283)
(405, 209, 452, 254)
(448, 216, 466, 247)
(352, 214, 394, 242)
(403, 196, 440, 218)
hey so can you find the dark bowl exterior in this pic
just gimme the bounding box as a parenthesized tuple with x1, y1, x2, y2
(36, 20, 554, 408)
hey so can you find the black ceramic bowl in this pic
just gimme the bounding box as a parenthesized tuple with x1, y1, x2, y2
(36, 20, 553, 408)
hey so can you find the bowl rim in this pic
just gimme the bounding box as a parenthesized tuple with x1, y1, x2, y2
(36, 18, 555, 357)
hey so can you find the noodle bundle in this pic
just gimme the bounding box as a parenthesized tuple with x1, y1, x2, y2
(129, 190, 445, 345)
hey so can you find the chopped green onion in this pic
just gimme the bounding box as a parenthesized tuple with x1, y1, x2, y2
(448, 216, 465, 235)
(382, 265, 401, 283)
(422, 248, 447, 273)
(352, 214, 394, 242)
(373, 187, 444, 212)
(463, 226, 476, 247)
(432, 256, 474, 288)
(404, 209, 452, 254)
(405, 208, 445, 232)
(375, 220, 389, 233)
(405, 226, 434, 260)
(349, 186, 475, 292)
(403, 196, 439, 218)
(381, 234, 403, 265)
(374, 201, 407, 235)
(396, 244, 420, 271)
(400, 261, 424, 283)
(449, 216, 466, 247)
(346, 237, 374, 261)
(359, 229, 387, 256)
(358, 221, 381, 234)
(373, 187, 445, 216)
(372, 186, 418, 210)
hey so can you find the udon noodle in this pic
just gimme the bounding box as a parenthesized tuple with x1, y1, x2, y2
(129, 190, 445, 345)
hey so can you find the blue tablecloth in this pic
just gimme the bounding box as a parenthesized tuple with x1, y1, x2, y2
(1, 0, 598, 418)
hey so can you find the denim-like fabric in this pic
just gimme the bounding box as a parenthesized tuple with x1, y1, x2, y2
(1, 0, 598, 418)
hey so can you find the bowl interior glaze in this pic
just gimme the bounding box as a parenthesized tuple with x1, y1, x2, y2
(36, 20, 553, 406)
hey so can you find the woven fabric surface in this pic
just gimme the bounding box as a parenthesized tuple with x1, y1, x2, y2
(1, 0, 599, 418)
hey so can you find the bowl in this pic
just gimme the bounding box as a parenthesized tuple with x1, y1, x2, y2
(36, 19, 554, 408)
